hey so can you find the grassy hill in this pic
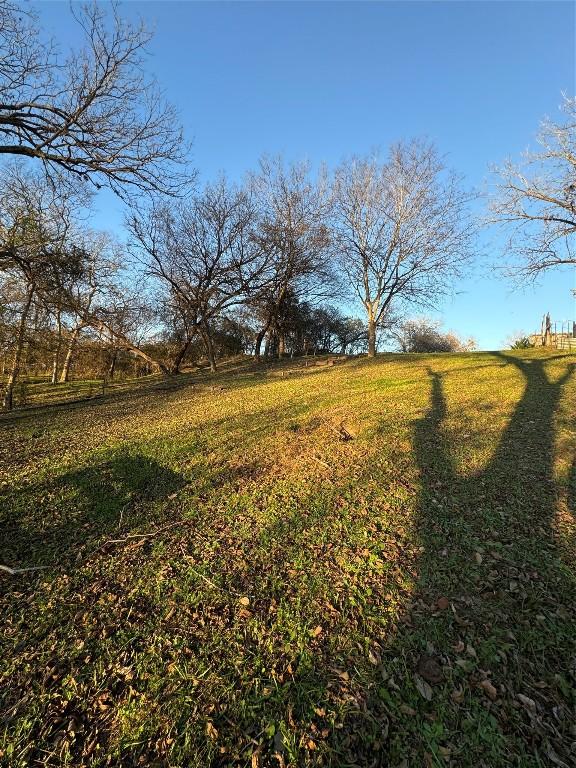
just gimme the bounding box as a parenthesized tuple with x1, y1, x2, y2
(1, 351, 575, 767)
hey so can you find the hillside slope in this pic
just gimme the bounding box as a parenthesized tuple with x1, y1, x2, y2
(1, 351, 575, 767)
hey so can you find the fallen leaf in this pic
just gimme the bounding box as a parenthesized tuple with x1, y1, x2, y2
(517, 693, 536, 710)
(436, 596, 450, 610)
(238, 596, 250, 606)
(310, 625, 323, 638)
(206, 721, 218, 740)
(451, 687, 464, 703)
(479, 679, 498, 700)
(474, 552, 483, 565)
(400, 704, 416, 715)
(414, 674, 433, 701)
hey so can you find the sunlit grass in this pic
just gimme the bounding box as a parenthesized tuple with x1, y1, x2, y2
(1, 350, 574, 767)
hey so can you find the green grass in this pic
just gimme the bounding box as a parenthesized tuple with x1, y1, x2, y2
(1, 350, 575, 767)
(0, 372, 164, 410)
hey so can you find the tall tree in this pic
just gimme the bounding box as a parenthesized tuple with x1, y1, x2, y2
(129, 178, 269, 371)
(250, 157, 332, 360)
(331, 142, 473, 357)
(0, 1, 188, 196)
(491, 96, 576, 278)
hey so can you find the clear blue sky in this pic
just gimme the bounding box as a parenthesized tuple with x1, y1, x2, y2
(38, 1, 575, 350)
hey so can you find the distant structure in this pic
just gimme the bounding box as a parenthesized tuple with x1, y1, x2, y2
(529, 313, 576, 349)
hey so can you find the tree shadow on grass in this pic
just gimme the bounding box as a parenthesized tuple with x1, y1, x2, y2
(209, 353, 576, 767)
(0, 451, 187, 571)
(403, 354, 576, 765)
(2, 354, 575, 768)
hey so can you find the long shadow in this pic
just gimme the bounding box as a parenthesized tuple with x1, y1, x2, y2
(0, 452, 186, 571)
(407, 354, 576, 765)
(3, 354, 575, 767)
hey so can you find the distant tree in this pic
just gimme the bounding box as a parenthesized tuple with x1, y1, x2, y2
(0, 1, 188, 196)
(250, 157, 333, 360)
(129, 178, 269, 371)
(333, 316, 368, 355)
(331, 141, 473, 357)
(0, 167, 85, 408)
(491, 96, 576, 277)
(56, 231, 122, 383)
(393, 318, 476, 353)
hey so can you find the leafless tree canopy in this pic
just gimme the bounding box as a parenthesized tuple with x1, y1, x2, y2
(491, 96, 576, 277)
(0, 1, 188, 196)
(249, 157, 333, 358)
(128, 178, 271, 371)
(331, 141, 473, 356)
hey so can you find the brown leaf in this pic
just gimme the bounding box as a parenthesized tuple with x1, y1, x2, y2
(451, 687, 465, 703)
(474, 552, 483, 565)
(310, 625, 323, 638)
(436, 596, 450, 610)
(238, 596, 250, 606)
(517, 693, 536, 710)
(479, 679, 498, 700)
(206, 721, 218, 740)
(414, 674, 433, 701)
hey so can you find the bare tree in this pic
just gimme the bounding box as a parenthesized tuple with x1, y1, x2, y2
(491, 96, 576, 277)
(56, 231, 122, 382)
(129, 178, 269, 371)
(0, 167, 85, 408)
(250, 157, 333, 360)
(391, 317, 476, 353)
(0, 1, 188, 197)
(331, 141, 473, 357)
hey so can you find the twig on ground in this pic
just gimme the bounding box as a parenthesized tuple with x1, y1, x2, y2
(0, 564, 48, 576)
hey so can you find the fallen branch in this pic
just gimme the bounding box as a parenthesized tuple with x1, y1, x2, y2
(101, 520, 186, 547)
(0, 564, 48, 576)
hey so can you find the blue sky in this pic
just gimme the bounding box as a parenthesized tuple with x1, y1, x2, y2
(38, 1, 575, 349)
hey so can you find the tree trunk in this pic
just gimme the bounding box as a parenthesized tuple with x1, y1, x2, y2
(201, 323, 217, 372)
(255, 316, 272, 362)
(170, 337, 192, 374)
(50, 312, 62, 385)
(107, 348, 118, 379)
(254, 327, 266, 362)
(3, 287, 34, 411)
(278, 332, 286, 359)
(367, 316, 377, 357)
(59, 326, 81, 383)
(91, 318, 170, 376)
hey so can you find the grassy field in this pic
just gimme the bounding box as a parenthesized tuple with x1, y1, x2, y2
(1, 351, 575, 768)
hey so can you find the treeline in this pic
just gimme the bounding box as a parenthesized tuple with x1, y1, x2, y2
(0, 1, 572, 410)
